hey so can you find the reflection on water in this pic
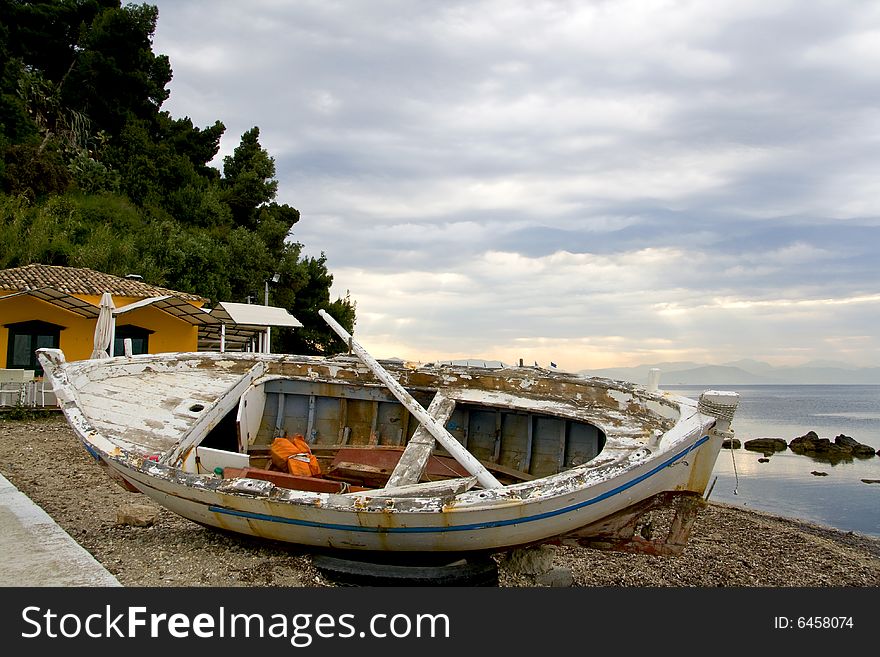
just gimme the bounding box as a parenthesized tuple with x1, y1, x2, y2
(670, 384, 880, 447)
(813, 412, 880, 421)
(665, 385, 880, 538)
(708, 450, 880, 537)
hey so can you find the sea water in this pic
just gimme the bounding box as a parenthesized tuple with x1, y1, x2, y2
(664, 385, 880, 538)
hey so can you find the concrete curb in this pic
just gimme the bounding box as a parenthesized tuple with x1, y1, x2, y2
(0, 473, 121, 587)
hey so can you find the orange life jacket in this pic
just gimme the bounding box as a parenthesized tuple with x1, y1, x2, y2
(270, 434, 321, 477)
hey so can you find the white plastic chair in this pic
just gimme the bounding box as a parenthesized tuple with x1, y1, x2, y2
(0, 369, 32, 406)
(35, 378, 56, 407)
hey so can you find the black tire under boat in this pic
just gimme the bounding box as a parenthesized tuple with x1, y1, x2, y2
(310, 551, 499, 587)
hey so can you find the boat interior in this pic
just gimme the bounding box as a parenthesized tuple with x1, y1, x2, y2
(183, 376, 609, 494)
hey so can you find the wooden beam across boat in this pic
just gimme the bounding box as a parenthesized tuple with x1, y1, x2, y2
(319, 310, 503, 489)
(386, 391, 456, 488)
(163, 361, 268, 467)
(347, 476, 478, 499)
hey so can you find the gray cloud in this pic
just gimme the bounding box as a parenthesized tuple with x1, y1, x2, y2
(153, 0, 880, 369)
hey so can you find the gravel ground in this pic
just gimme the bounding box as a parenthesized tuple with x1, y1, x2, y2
(2, 413, 878, 587)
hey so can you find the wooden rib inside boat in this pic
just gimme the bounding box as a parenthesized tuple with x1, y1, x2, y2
(196, 374, 608, 489)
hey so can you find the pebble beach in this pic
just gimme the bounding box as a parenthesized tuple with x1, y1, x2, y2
(1, 414, 878, 587)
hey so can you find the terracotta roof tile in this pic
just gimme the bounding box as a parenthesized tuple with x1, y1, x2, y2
(0, 264, 208, 303)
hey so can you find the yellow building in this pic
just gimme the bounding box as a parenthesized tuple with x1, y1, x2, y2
(0, 264, 215, 375)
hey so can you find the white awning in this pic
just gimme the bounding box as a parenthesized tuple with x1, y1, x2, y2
(0, 288, 100, 318)
(114, 296, 221, 326)
(198, 302, 302, 353)
(208, 302, 302, 329)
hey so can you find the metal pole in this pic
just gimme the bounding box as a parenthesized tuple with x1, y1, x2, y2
(318, 309, 502, 489)
(265, 280, 271, 353)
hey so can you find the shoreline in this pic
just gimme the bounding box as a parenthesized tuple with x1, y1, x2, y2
(1, 414, 878, 587)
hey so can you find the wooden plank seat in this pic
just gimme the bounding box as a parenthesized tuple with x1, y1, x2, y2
(323, 447, 470, 488)
(247, 444, 536, 489)
(222, 466, 368, 493)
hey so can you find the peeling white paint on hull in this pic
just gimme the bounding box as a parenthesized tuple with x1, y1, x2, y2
(37, 348, 739, 554)
(117, 442, 712, 551)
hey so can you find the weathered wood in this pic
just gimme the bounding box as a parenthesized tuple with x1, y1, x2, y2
(553, 491, 707, 556)
(522, 414, 534, 473)
(385, 392, 456, 488)
(318, 310, 503, 489)
(273, 392, 286, 438)
(461, 408, 470, 449)
(236, 381, 266, 449)
(347, 476, 478, 499)
(223, 466, 366, 494)
(306, 395, 316, 444)
(492, 410, 502, 462)
(480, 459, 536, 482)
(558, 420, 567, 470)
(163, 361, 267, 466)
(324, 445, 470, 488)
(38, 343, 736, 555)
(337, 398, 348, 443)
(399, 409, 410, 445)
(253, 443, 534, 482)
(369, 400, 379, 445)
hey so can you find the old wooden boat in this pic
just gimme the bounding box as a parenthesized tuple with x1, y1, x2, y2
(37, 312, 739, 556)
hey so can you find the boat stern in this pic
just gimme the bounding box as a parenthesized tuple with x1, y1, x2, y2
(685, 390, 740, 494)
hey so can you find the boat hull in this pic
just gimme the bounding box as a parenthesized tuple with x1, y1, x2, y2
(39, 348, 736, 553)
(88, 431, 720, 552)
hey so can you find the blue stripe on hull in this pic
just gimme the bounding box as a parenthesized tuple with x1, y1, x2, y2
(208, 435, 711, 534)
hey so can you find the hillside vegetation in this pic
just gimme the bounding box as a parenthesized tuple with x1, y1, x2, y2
(0, 0, 355, 354)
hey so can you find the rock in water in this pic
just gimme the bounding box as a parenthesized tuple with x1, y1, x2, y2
(835, 434, 877, 458)
(744, 438, 787, 453)
(790, 432, 853, 462)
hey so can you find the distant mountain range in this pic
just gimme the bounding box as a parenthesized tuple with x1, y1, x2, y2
(578, 359, 880, 385)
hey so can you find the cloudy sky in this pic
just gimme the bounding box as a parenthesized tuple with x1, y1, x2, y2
(151, 0, 880, 371)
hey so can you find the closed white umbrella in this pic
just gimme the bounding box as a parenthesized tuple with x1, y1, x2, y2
(90, 292, 116, 359)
